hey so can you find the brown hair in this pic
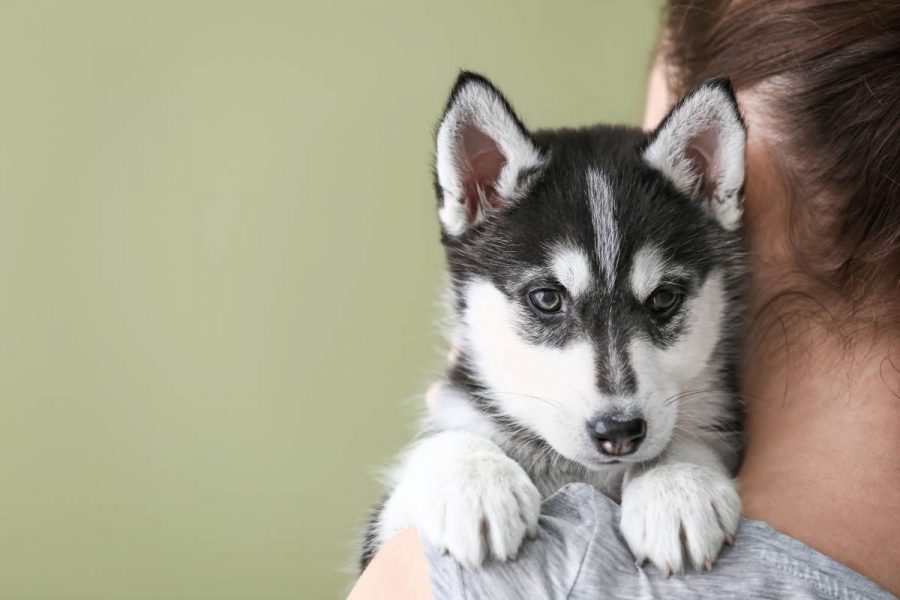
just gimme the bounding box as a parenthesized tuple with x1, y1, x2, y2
(660, 0, 900, 320)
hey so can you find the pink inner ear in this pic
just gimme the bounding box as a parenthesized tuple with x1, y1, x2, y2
(459, 123, 506, 224)
(685, 126, 720, 197)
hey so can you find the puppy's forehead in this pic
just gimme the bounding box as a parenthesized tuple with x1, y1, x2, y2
(543, 168, 620, 297)
(493, 146, 712, 296)
(584, 167, 620, 291)
(500, 165, 625, 296)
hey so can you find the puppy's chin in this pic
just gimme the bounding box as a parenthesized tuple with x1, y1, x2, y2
(551, 444, 626, 471)
(580, 453, 645, 470)
(581, 456, 626, 469)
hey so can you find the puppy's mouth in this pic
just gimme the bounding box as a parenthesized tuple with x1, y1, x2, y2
(576, 450, 640, 470)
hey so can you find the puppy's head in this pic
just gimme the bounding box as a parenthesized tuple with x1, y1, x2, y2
(435, 72, 745, 469)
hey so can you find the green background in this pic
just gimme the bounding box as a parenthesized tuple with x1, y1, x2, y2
(0, 2, 660, 598)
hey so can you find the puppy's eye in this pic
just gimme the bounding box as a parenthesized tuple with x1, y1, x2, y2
(646, 286, 684, 317)
(528, 288, 563, 314)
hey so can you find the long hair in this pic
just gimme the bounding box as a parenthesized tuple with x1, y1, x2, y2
(661, 0, 900, 323)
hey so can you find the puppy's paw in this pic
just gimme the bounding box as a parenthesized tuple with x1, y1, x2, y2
(620, 463, 740, 575)
(412, 439, 541, 569)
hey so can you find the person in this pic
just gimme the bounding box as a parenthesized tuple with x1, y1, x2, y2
(349, 0, 900, 597)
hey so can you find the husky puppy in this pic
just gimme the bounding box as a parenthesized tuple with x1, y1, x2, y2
(362, 72, 747, 575)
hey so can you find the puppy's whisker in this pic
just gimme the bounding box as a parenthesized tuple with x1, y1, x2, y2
(663, 388, 752, 407)
(479, 390, 563, 408)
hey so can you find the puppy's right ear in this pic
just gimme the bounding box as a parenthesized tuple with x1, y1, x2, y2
(435, 72, 545, 236)
(643, 78, 746, 231)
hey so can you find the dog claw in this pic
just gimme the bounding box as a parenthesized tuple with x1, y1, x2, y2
(663, 566, 672, 578)
(635, 556, 647, 568)
(703, 558, 713, 571)
(725, 534, 735, 546)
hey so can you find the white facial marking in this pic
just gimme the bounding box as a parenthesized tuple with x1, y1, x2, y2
(630, 246, 666, 301)
(629, 246, 689, 302)
(586, 168, 619, 290)
(436, 80, 544, 235)
(550, 244, 592, 297)
(664, 270, 728, 381)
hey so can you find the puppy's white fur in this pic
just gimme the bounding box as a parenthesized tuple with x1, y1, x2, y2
(630, 245, 689, 302)
(621, 440, 741, 572)
(550, 244, 593, 298)
(377, 429, 541, 569)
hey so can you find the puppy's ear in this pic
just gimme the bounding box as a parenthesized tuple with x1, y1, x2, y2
(643, 78, 746, 230)
(435, 72, 545, 236)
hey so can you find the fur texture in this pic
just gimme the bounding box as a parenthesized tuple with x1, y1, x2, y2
(361, 72, 747, 575)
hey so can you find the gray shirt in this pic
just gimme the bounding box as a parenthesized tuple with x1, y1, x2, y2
(424, 483, 896, 599)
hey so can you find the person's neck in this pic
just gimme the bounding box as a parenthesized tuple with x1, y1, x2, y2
(738, 298, 900, 595)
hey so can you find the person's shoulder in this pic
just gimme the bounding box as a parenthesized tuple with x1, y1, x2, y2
(552, 481, 618, 505)
(366, 483, 899, 600)
(541, 482, 619, 530)
(423, 483, 625, 600)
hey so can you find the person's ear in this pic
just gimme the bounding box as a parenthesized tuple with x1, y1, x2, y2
(435, 72, 545, 236)
(643, 77, 747, 230)
(642, 57, 676, 131)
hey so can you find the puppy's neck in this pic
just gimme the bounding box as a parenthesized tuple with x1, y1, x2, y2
(739, 315, 900, 595)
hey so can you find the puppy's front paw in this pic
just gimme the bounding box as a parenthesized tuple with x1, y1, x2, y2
(413, 444, 541, 569)
(620, 463, 740, 575)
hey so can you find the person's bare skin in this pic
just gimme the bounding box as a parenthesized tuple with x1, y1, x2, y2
(348, 528, 431, 599)
(349, 60, 900, 599)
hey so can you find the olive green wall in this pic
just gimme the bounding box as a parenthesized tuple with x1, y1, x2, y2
(0, 2, 660, 598)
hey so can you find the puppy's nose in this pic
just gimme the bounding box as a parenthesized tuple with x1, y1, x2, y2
(589, 416, 646, 456)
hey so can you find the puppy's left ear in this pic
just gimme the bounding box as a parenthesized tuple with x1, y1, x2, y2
(643, 78, 747, 230)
